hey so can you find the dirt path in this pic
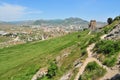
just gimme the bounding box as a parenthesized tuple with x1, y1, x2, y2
(99, 68, 119, 80)
(99, 34, 120, 80)
(100, 34, 107, 40)
(74, 34, 120, 80)
(74, 43, 109, 80)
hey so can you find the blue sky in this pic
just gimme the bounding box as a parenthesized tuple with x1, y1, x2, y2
(0, 0, 120, 21)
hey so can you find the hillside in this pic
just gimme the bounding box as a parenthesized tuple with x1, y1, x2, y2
(33, 18, 88, 25)
(0, 30, 93, 80)
(0, 16, 120, 80)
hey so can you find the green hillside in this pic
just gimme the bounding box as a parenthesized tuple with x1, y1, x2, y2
(0, 30, 93, 80)
(0, 17, 120, 80)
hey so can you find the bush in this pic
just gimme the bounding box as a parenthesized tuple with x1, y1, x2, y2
(95, 40, 120, 67)
(103, 56, 117, 67)
(77, 35, 81, 38)
(85, 61, 99, 71)
(95, 40, 120, 54)
(47, 62, 58, 78)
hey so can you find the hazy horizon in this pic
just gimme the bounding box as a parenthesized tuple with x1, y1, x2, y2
(0, 0, 120, 22)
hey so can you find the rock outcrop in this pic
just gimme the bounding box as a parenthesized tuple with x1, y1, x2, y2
(31, 67, 48, 80)
(105, 23, 120, 40)
(60, 70, 73, 80)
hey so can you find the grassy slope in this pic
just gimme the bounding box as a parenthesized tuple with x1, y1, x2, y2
(0, 31, 92, 80)
(78, 20, 120, 80)
(95, 20, 120, 67)
(102, 20, 120, 34)
(54, 38, 89, 80)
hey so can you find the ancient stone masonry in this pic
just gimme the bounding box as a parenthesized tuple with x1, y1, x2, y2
(89, 20, 96, 31)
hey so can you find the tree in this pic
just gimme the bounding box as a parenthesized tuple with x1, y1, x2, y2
(107, 17, 113, 24)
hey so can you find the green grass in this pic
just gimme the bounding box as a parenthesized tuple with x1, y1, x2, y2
(52, 32, 92, 80)
(37, 30, 93, 80)
(79, 61, 106, 80)
(0, 31, 92, 80)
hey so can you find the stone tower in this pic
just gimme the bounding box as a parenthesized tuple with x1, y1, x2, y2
(89, 20, 96, 31)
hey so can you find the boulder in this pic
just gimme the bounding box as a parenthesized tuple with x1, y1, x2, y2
(31, 67, 48, 80)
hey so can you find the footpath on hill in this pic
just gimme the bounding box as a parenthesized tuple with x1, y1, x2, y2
(74, 34, 119, 80)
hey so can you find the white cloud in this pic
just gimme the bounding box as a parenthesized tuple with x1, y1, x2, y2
(0, 3, 42, 21)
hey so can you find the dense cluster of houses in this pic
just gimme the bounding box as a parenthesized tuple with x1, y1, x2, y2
(0, 24, 89, 48)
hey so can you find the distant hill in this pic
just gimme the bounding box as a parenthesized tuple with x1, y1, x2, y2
(33, 18, 106, 28)
(0, 21, 11, 25)
(33, 17, 89, 28)
(1, 17, 106, 28)
(9, 20, 34, 25)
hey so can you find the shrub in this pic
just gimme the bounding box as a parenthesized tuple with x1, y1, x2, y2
(103, 56, 117, 67)
(95, 40, 120, 67)
(47, 62, 58, 78)
(95, 40, 120, 54)
(85, 61, 99, 71)
(77, 35, 81, 38)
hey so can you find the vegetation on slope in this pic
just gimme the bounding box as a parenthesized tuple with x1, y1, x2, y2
(37, 30, 93, 80)
(1, 16, 119, 80)
(102, 18, 120, 34)
(93, 18, 120, 67)
(0, 30, 93, 80)
(94, 40, 120, 67)
(79, 61, 106, 80)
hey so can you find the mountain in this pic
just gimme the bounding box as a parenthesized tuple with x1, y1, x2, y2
(33, 17, 106, 28)
(0, 21, 11, 25)
(33, 17, 89, 28)
(9, 20, 34, 25)
(0, 18, 106, 28)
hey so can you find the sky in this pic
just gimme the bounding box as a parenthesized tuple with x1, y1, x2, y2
(0, 0, 120, 21)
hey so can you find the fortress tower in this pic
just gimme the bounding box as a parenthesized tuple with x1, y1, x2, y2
(89, 20, 96, 31)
